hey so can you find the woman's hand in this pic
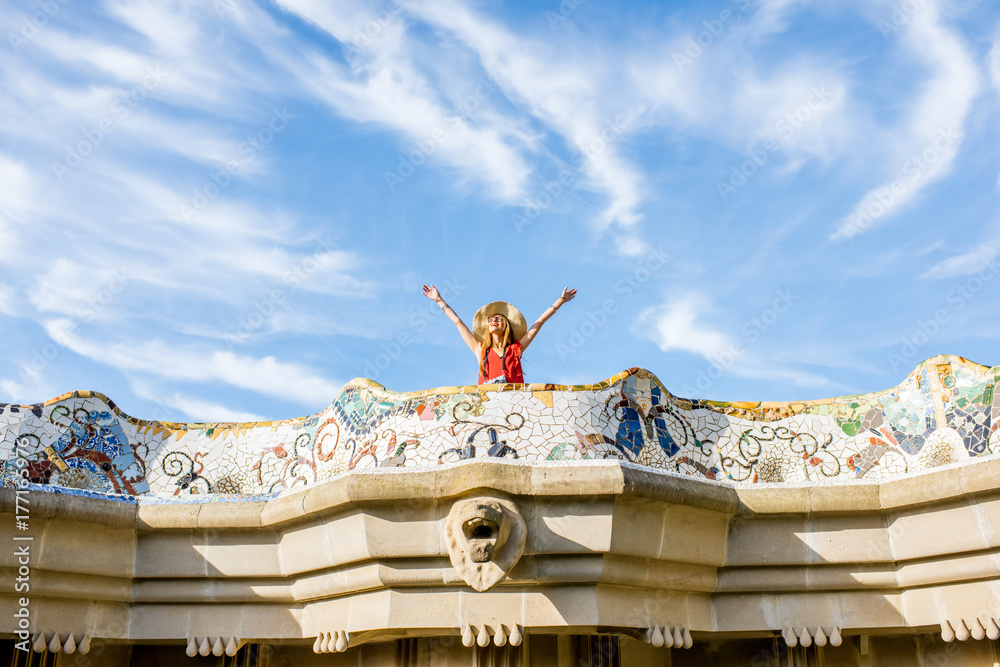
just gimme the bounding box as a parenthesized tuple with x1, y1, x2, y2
(520, 286, 578, 352)
(423, 284, 478, 355)
(422, 284, 441, 302)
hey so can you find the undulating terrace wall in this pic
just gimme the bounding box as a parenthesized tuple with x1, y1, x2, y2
(0, 355, 996, 500)
(0, 354, 997, 664)
(0, 459, 999, 664)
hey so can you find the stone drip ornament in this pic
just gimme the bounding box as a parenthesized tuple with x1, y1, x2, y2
(444, 495, 526, 591)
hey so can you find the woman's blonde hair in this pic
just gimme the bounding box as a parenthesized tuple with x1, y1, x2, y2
(478, 314, 512, 379)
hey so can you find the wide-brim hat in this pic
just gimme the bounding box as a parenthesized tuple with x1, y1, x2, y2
(472, 301, 527, 343)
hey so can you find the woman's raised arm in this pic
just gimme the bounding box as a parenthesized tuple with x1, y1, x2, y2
(423, 284, 480, 357)
(519, 286, 577, 352)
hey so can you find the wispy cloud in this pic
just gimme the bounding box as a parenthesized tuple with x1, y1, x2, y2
(46, 319, 343, 406)
(403, 0, 647, 238)
(921, 241, 999, 279)
(0, 366, 53, 405)
(633, 293, 833, 392)
(633, 295, 734, 360)
(273, 0, 532, 201)
(832, 0, 979, 239)
(131, 381, 268, 422)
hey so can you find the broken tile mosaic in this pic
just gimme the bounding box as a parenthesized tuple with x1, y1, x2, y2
(0, 355, 996, 499)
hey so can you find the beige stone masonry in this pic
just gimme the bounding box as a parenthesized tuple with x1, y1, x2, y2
(0, 457, 997, 652)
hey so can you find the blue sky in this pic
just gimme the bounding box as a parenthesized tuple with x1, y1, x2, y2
(1, 0, 998, 422)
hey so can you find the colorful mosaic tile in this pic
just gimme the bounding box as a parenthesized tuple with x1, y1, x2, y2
(0, 355, 997, 499)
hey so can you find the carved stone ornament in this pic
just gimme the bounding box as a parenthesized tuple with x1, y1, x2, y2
(444, 496, 526, 591)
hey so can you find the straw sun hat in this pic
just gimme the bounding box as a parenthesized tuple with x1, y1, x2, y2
(472, 301, 527, 343)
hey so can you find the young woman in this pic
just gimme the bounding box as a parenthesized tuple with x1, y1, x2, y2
(422, 285, 577, 384)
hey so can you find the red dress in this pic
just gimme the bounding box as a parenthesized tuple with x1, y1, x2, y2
(478, 341, 524, 385)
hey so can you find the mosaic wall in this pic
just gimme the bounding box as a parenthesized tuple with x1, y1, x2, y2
(0, 355, 997, 500)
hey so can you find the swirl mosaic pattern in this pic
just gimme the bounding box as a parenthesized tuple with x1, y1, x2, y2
(0, 355, 997, 500)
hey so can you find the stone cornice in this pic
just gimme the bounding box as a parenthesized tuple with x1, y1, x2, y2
(1, 458, 998, 649)
(5, 456, 996, 529)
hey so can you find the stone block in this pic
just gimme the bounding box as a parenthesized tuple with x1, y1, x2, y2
(737, 485, 810, 514)
(803, 514, 892, 563)
(657, 504, 730, 566)
(135, 530, 207, 578)
(608, 499, 665, 559)
(319, 512, 371, 566)
(530, 463, 624, 496)
(197, 501, 265, 528)
(528, 497, 614, 554)
(200, 530, 280, 577)
(137, 502, 200, 529)
(37, 518, 135, 577)
(887, 499, 988, 560)
(879, 467, 964, 509)
(971, 495, 1000, 548)
(365, 511, 441, 558)
(434, 462, 533, 498)
(261, 491, 307, 526)
(726, 517, 810, 566)
(807, 483, 880, 513)
(278, 519, 332, 575)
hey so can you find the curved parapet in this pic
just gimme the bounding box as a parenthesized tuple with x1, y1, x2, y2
(0, 354, 996, 499)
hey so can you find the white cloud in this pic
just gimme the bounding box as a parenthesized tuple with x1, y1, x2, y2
(725, 361, 833, 390)
(0, 283, 17, 317)
(273, 0, 532, 202)
(105, 0, 200, 58)
(0, 154, 37, 223)
(921, 241, 999, 279)
(402, 0, 646, 231)
(633, 295, 733, 360)
(45, 319, 344, 406)
(161, 393, 268, 423)
(32, 29, 153, 81)
(832, 0, 979, 239)
(737, 76, 849, 166)
(131, 382, 268, 422)
(634, 293, 835, 394)
(990, 31, 1000, 90)
(28, 260, 129, 319)
(747, 0, 811, 39)
(988, 30, 1000, 186)
(0, 365, 53, 404)
(614, 234, 648, 257)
